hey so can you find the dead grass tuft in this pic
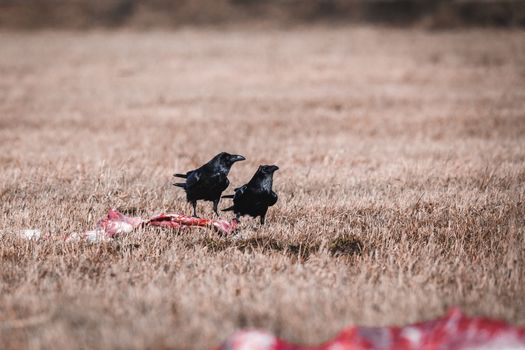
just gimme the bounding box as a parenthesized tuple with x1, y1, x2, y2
(328, 235, 363, 257)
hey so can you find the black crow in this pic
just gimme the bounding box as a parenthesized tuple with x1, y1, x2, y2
(173, 152, 246, 217)
(222, 165, 278, 224)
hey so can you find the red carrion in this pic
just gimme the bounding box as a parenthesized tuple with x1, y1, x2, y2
(216, 309, 525, 350)
(69, 209, 238, 241)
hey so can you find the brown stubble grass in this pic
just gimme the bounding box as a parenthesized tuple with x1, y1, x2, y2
(0, 27, 524, 349)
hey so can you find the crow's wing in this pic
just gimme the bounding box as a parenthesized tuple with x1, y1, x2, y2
(233, 185, 247, 198)
(186, 170, 229, 196)
(185, 170, 201, 188)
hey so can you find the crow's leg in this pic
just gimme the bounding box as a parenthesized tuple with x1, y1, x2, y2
(212, 199, 220, 217)
(191, 200, 198, 218)
(259, 209, 268, 225)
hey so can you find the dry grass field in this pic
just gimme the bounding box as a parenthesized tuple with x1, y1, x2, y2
(0, 27, 524, 349)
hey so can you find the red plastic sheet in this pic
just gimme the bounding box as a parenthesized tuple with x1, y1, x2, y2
(216, 309, 525, 350)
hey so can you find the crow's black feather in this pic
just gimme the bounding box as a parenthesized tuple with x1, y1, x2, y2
(221, 165, 279, 224)
(173, 152, 245, 217)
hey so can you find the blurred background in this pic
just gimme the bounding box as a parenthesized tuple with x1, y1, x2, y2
(1, 0, 525, 29)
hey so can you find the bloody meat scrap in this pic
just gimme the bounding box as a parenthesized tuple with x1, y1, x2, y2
(67, 209, 238, 242)
(216, 308, 525, 350)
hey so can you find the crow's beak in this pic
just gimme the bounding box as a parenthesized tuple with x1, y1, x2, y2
(231, 155, 246, 162)
(269, 165, 279, 172)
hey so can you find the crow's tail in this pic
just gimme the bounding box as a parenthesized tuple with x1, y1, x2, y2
(222, 194, 234, 199)
(222, 206, 234, 212)
(173, 173, 187, 179)
(173, 183, 186, 188)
